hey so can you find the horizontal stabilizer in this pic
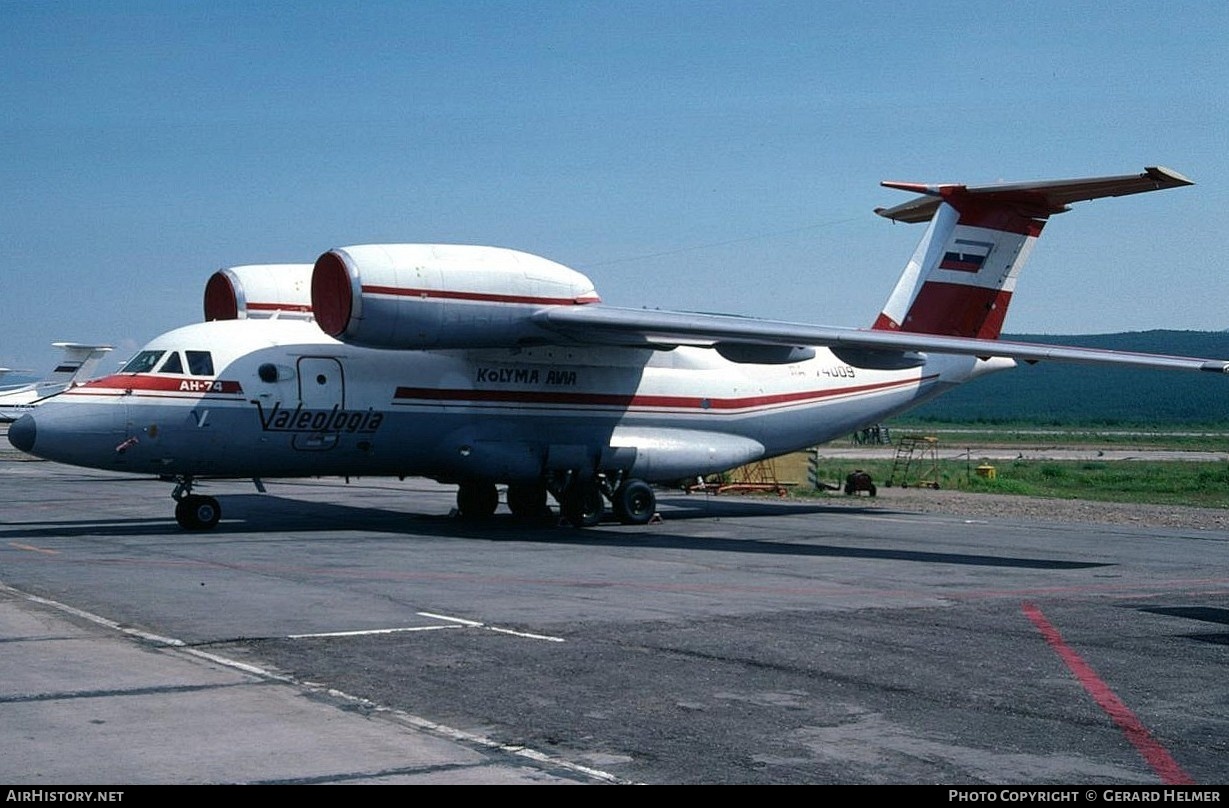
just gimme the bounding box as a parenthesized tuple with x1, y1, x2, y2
(875, 166, 1194, 224)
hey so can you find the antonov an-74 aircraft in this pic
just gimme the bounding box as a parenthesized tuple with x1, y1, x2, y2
(9, 167, 1224, 530)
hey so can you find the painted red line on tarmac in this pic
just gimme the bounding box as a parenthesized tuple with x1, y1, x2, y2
(9, 542, 59, 555)
(1021, 602, 1194, 784)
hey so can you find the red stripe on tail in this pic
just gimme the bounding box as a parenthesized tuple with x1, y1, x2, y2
(900, 283, 1014, 339)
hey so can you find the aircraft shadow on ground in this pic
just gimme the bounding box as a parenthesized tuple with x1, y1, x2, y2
(0, 493, 1106, 571)
(1134, 605, 1229, 646)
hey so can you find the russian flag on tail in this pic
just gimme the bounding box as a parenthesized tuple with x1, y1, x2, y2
(939, 239, 993, 273)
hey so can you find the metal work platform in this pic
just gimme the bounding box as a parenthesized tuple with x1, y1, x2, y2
(888, 434, 940, 488)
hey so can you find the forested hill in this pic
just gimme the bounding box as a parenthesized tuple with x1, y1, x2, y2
(903, 330, 1229, 425)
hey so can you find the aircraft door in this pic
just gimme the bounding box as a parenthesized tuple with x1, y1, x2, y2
(294, 357, 346, 451)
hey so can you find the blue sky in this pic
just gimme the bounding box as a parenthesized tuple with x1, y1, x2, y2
(3, 1, 1227, 374)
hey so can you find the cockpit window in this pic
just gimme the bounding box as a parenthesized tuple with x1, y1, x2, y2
(120, 350, 165, 374)
(158, 352, 183, 374)
(186, 351, 214, 376)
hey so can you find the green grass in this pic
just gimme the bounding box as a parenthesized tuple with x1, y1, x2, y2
(805, 457, 1229, 509)
(884, 421, 1229, 450)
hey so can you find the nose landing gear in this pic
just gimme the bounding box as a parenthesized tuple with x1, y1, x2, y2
(171, 476, 221, 531)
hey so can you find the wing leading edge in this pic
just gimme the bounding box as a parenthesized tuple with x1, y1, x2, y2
(531, 304, 1229, 375)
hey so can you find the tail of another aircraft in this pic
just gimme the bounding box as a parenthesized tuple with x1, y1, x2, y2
(871, 167, 1193, 339)
(44, 343, 113, 387)
(0, 343, 112, 421)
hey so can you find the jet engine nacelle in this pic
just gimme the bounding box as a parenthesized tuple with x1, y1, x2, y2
(204, 264, 316, 321)
(311, 244, 601, 349)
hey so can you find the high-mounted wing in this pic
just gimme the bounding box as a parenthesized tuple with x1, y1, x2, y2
(531, 305, 1229, 374)
(303, 167, 1221, 374)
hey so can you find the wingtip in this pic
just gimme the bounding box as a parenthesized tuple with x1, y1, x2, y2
(880, 180, 941, 195)
(1145, 166, 1195, 187)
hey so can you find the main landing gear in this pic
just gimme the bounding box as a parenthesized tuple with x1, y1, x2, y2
(610, 479, 656, 525)
(455, 481, 554, 521)
(454, 474, 659, 527)
(171, 476, 221, 531)
(455, 481, 500, 520)
(551, 472, 658, 528)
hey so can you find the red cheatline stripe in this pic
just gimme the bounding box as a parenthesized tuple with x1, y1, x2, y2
(64, 390, 241, 401)
(394, 375, 935, 410)
(1021, 602, 1194, 785)
(362, 284, 601, 306)
(74, 375, 245, 394)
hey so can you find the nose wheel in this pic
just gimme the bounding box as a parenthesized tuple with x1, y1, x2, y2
(175, 495, 221, 531)
(171, 476, 221, 531)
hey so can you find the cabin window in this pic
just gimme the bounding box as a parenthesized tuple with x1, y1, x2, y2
(186, 351, 214, 376)
(120, 350, 165, 374)
(158, 352, 184, 374)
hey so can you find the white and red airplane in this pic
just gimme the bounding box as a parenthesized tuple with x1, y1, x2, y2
(8, 167, 1223, 530)
(0, 342, 113, 422)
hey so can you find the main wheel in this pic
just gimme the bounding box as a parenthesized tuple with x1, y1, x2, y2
(456, 482, 499, 520)
(506, 483, 550, 519)
(175, 495, 221, 531)
(560, 482, 604, 527)
(612, 479, 656, 525)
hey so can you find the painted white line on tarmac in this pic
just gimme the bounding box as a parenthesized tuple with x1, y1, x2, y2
(289, 625, 460, 639)
(2, 582, 185, 646)
(419, 611, 483, 627)
(419, 611, 567, 642)
(0, 582, 619, 784)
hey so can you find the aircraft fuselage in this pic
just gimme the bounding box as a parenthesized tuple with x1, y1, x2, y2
(11, 319, 993, 486)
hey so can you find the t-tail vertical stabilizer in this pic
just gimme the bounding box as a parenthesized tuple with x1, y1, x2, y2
(871, 166, 1194, 338)
(43, 342, 114, 388)
(0, 342, 113, 422)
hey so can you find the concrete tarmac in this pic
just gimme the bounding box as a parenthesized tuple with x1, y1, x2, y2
(1, 460, 1227, 785)
(0, 585, 586, 785)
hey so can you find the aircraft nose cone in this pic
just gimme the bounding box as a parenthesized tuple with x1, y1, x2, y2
(8, 414, 36, 453)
